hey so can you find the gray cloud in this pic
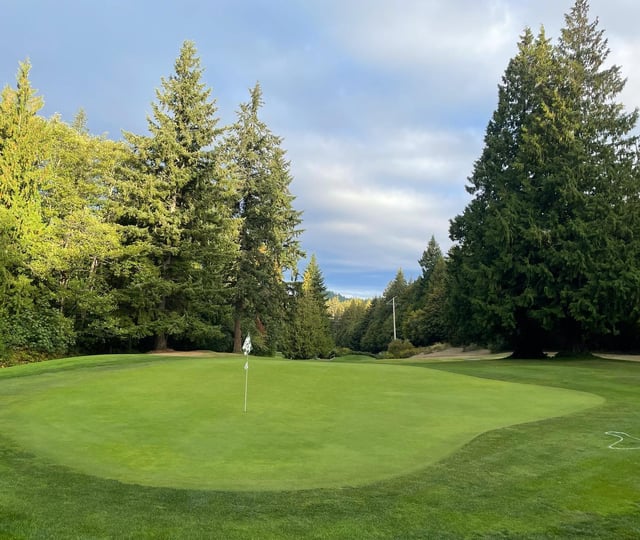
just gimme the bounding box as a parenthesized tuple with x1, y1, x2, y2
(3, 0, 640, 297)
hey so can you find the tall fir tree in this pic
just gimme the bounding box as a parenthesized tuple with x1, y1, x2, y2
(404, 236, 447, 346)
(418, 235, 444, 286)
(449, 1, 640, 356)
(449, 27, 555, 356)
(113, 41, 234, 350)
(225, 83, 303, 353)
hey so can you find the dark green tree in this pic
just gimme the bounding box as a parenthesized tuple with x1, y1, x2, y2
(404, 261, 450, 347)
(449, 1, 640, 357)
(360, 270, 407, 352)
(225, 83, 303, 353)
(419, 257, 450, 344)
(332, 298, 370, 349)
(535, 0, 640, 353)
(449, 27, 554, 356)
(418, 235, 444, 286)
(281, 255, 334, 359)
(358, 297, 387, 353)
(113, 41, 234, 350)
(404, 237, 447, 346)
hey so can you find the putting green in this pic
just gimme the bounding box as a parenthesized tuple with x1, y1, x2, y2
(0, 356, 603, 491)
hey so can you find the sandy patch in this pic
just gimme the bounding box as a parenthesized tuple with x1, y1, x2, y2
(147, 350, 220, 357)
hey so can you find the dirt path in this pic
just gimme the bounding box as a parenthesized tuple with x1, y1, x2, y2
(147, 348, 640, 362)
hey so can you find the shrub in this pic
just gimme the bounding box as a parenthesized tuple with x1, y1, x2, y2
(387, 339, 418, 359)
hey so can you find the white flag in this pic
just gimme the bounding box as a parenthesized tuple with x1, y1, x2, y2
(242, 333, 252, 355)
(244, 361, 249, 370)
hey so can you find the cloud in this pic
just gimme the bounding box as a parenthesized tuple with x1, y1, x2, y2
(288, 127, 481, 290)
(5, 0, 640, 298)
(326, 0, 515, 67)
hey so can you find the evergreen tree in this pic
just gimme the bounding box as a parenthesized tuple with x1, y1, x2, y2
(404, 259, 450, 346)
(281, 255, 334, 359)
(332, 297, 369, 349)
(360, 270, 407, 352)
(537, 0, 640, 352)
(449, 27, 553, 356)
(225, 83, 303, 353)
(449, 1, 640, 356)
(418, 235, 444, 286)
(404, 237, 447, 346)
(419, 257, 450, 344)
(359, 297, 388, 353)
(113, 41, 234, 350)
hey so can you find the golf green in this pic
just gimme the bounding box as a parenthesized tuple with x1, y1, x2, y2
(0, 356, 603, 491)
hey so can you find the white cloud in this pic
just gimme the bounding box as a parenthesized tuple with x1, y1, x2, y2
(322, 1, 515, 66)
(288, 127, 479, 284)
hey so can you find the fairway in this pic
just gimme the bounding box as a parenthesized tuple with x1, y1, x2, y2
(0, 355, 601, 491)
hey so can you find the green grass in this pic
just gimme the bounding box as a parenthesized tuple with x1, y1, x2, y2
(0, 355, 598, 491)
(0, 354, 639, 538)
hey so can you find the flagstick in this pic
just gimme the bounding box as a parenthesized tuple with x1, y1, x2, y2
(242, 333, 252, 413)
(243, 355, 249, 413)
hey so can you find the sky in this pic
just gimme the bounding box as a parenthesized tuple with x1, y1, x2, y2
(2, 1, 639, 297)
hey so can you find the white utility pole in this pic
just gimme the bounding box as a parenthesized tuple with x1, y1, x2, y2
(388, 296, 397, 340)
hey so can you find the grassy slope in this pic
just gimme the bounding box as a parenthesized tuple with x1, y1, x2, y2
(0, 355, 638, 538)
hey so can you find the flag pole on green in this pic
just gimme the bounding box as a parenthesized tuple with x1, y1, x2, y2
(242, 334, 252, 413)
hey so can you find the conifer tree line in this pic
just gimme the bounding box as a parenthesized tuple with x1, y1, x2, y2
(0, 40, 335, 362)
(329, 236, 449, 356)
(331, 1, 640, 358)
(4, 1, 640, 362)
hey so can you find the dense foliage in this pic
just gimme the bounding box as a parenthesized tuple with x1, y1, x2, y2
(0, 42, 304, 362)
(449, 0, 640, 356)
(329, 238, 452, 356)
(281, 255, 334, 359)
(4, 2, 640, 361)
(224, 83, 303, 354)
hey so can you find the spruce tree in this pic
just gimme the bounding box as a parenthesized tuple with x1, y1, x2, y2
(418, 235, 444, 286)
(113, 41, 233, 350)
(225, 83, 303, 353)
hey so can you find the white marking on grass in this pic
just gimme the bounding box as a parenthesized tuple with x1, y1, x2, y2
(605, 431, 640, 450)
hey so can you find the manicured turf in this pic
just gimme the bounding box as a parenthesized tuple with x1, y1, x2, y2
(0, 355, 599, 490)
(0, 354, 638, 538)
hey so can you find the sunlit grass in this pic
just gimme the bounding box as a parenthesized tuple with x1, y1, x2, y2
(0, 354, 638, 538)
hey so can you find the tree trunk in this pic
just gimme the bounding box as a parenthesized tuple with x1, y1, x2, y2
(509, 309, 547, 359)
(155, 332, 168, 351)
(233, 315, 242, 353)
(556, 317, 590, 357)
